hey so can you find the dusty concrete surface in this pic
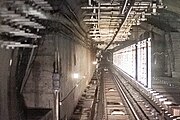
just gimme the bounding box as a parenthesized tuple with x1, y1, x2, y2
(0, 48, 11, 120)
(23, 34, 96, 119)
(0, 48, 20, 120)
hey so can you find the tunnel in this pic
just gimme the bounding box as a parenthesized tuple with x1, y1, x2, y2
(0, 0, 180, 120)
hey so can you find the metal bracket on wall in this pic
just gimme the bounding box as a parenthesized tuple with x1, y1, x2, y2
(0, 40, 38, 49)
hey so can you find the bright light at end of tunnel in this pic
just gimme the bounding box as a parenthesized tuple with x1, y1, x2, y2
(72, 73, 79, 79)
(92, 61, 97, 65)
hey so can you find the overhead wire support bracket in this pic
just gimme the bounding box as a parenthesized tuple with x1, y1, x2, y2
(104, 0, 135, 51)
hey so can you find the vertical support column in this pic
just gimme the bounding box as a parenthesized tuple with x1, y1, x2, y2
(150, 31, 155, 78)
(146, 39, 149, 87)
(135, 44, 138, 80)
(147, 36, 152, 88)
(165, 33, 173, 77)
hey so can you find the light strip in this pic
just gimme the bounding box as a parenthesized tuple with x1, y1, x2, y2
(81, 6, 120, 10)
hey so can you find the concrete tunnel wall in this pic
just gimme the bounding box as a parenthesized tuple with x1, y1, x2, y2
(22, 33, 96, 119)
(0, 48, 20, 120)
(0, 49, 12, 120)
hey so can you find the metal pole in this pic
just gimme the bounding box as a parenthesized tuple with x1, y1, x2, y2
(53, 73, 60, 120)
(55, 90, 59, 120)
(53, 35, 61, 120)
(135, 44, 138, 80)
(146, 39, 149, 87)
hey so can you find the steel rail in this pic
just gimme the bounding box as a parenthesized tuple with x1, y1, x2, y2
(113, 65, 174, 120)
(112, 74, 142, 120)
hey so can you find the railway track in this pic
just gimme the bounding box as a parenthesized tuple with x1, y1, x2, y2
(72, 64, 179, 120)
(100, 66, 161, 120)
(101, 67, 139, 120)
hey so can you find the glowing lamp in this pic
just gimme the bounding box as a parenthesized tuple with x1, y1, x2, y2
(92, 61, 97, 65)
(72, 73, 79, 79)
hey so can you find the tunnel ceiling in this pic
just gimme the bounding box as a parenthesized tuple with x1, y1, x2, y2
(80, 0, 164, 50)
(0, 0, 179, 50)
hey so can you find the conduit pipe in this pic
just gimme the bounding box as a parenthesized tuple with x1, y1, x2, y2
(121, 0, 128, 14)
